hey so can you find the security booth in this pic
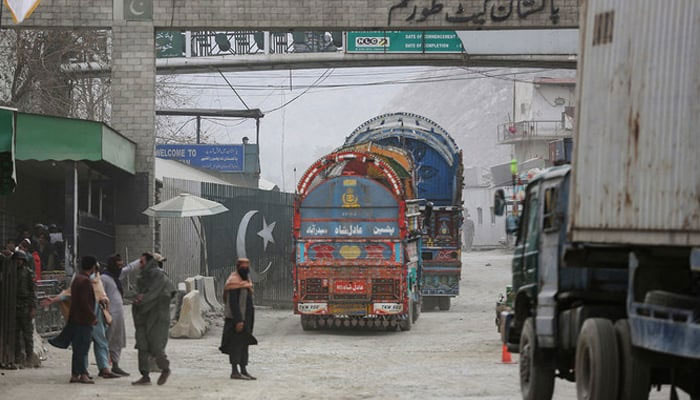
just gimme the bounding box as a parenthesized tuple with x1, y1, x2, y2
(1, 110, 137, 270)
(0, 110, 136, 346)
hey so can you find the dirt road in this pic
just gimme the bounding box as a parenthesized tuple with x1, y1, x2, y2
(1, 250, 678, 399)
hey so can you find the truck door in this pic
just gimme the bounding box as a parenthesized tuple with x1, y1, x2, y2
(536, 179, 563, 346)
(522, 183, 542, 288)
(512, 182, 541, 293)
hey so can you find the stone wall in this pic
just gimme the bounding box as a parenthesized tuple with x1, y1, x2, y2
(3, 0, 578, 30)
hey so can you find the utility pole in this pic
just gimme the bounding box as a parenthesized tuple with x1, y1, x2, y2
(196, 115, 201, 144)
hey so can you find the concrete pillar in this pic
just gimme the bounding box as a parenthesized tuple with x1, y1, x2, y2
(110, 21, 157, 258)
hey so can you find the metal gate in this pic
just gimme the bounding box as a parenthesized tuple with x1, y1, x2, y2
(201, 182, 294, 308)
(0, 256, 17, 367)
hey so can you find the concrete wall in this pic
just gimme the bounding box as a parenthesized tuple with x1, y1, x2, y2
(464, 186, 505, 248)
(4, 0, 578, 29)
(514, 81, 575, 121)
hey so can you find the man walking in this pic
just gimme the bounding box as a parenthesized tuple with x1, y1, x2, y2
(44, 265, 118, 378)
(101, 254, 129, 376)
(13, 250, 37, 369)
(132, 252, 176, 386)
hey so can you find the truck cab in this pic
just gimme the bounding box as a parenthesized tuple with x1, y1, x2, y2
(496, 165, 629, 400)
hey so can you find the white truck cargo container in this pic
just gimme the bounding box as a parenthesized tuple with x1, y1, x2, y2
(495, 1, 700, 399)
(569, 0, 700, 247)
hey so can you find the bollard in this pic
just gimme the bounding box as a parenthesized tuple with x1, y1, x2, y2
(501, 344, 513, 364)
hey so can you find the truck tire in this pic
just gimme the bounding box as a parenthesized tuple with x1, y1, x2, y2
(438, 297, 451, 311)
(422, 297, 436, 312)
(400, 299, 413, 331)
(575, 318, 620, 400)
(644, 290, 700, 311)
(301, 316, 316, 331)
(412, 298, 421, 323)
(614, 319, 650, 400)
(519, 318, 555, 400)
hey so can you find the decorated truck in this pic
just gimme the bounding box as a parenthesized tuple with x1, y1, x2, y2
(293, 148, 424, 330)
(344, 113, 464, 311)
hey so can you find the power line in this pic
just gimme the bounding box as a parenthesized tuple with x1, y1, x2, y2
(217, 68, 251, 110)
(263, 68, 334, 114)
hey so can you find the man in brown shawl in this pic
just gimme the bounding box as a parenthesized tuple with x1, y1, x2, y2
(220, 258, 257, 380)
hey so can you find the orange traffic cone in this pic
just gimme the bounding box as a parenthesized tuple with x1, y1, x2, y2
(501, 344, 513, 364)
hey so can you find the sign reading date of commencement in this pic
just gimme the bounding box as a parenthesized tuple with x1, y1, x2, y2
(347, 31, 463, 53)
(155, 144, 244, 173)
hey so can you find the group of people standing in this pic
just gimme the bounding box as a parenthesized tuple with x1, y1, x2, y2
(2, 243, 259, 384)
(44, 252, 176, 385)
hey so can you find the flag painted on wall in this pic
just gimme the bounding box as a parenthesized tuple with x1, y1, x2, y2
(4, 0, 42, 23)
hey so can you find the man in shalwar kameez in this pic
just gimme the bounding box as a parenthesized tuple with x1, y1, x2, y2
(131, 252, 176, 386)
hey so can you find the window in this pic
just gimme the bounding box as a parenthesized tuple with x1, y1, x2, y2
(543, 187, 560, 231)
(490, 206, 496, 225)
(477, 207, 483, 225)
(525, 189, 540, 252)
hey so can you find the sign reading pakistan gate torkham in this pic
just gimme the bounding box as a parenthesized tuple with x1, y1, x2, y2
(347, 31, 463, 53)
(156, 144, 244, 173)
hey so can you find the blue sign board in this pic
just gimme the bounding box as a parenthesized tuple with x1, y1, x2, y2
(155, 144, 244, 172)
(300, 176, 400, 239)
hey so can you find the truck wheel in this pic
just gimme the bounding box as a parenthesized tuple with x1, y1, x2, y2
(412, 298, 421, 323)
(615, 319, 650, 400)
(644, 290, 700, 311)
(438, 297, 451, 311)
(519, 318, 555, 400)
(422, 297, 436, 312)
(400, 299, 413, 331)
(301, 316, 316, 331)
(575, 318, 619, 400)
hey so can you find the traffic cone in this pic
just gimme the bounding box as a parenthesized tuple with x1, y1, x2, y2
(501, 344, 513, 364)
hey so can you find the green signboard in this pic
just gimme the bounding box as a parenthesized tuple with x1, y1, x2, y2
(346, 31, 463, 53)
(156, 31, 186, 58)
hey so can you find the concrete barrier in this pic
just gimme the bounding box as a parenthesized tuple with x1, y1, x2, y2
(201, 276, 223, 312)
(193, 276, 213, 314)
(170, 290, 208, 339)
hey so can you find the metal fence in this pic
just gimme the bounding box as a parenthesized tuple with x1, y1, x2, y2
(0, 256, 17, 367)
(201, 182, 294, 308)
(497, 120, 573, 144)
(35, 279, 65, 336)
(160, 178, 203, 287)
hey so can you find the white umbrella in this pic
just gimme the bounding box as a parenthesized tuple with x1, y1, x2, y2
(143, 193, 228, 218)
(143, 193, 228, 276)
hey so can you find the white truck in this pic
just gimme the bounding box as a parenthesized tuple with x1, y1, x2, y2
(566, 0, 699, 398)
(497, 1, 699, 399)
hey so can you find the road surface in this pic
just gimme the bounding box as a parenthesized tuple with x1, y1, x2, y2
(1, 250, 680, 399)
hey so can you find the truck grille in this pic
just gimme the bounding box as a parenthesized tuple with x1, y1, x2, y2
(300, 278, 328, 300)
(372, 279, 400, 300)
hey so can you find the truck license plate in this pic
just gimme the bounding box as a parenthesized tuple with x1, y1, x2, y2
(329, 303, 368, 315)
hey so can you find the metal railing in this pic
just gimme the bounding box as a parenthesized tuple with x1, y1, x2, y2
(497, 120, 573, 144)
(156, 31, 343, 59)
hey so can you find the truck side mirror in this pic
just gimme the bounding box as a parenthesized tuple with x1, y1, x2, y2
(423, 202, 433, 229)
(494, 189, 506, 216)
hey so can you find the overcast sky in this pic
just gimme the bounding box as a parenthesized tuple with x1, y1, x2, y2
(159, 67, 571, 192)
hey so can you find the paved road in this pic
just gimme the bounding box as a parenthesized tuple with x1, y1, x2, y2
(1, 250, 681, 399)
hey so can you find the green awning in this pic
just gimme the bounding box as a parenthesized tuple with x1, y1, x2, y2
(15, 112, 136, 175)
(0, 107, 17, 194)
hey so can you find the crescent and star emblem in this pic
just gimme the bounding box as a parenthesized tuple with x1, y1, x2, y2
(236, 210, 276, 281)
(129, 0, 146, 16)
